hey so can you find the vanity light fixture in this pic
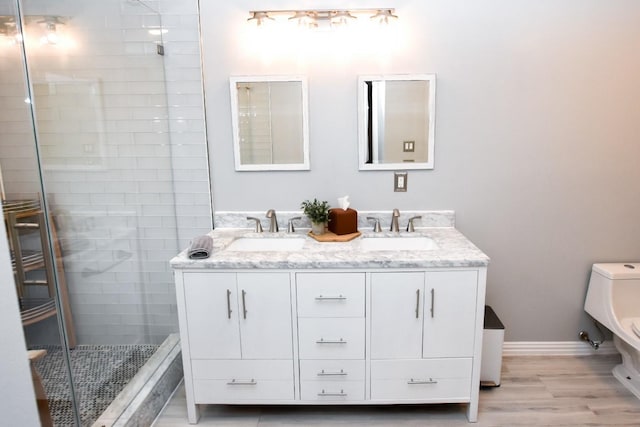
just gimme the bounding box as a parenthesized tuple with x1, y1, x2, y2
(288, 11, 318, 28)
(37, 16, 66, 45)
(330, 10, 357, 27)
(0, 16, 18, 42)
(247, 11, 274, 27)
(0, 14, 70, 46)
(41, 22, 58, 45)
(247, 8, 397, 29)
(370, 9, 398, 24)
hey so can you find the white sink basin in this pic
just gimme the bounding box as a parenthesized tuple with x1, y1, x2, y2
(360, 237, 438, 251)
(225, 238, 305, 252)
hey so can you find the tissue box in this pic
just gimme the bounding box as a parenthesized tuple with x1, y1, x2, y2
(328, 208, 358, 235)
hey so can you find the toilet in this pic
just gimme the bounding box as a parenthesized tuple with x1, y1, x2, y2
(585, 263, 640, 399)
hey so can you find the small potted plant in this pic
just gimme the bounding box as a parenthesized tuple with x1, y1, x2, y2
(301, 198, 330, 235)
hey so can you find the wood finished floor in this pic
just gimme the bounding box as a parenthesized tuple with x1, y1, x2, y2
(153, 354, 640, 426)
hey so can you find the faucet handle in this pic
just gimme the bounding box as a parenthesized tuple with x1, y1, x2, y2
(246, 217, 263, 233)
(406, 216, 422, 232)
(287, 216, 302, 233)
(366, 216, 382, 233)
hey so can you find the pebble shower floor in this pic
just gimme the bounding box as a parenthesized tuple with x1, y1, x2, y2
(33, 344, 158, 426)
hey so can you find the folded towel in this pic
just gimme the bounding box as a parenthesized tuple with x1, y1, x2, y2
(187, 235, 213, 259)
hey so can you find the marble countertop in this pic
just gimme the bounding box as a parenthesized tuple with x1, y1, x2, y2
(170, 227, 490, 270)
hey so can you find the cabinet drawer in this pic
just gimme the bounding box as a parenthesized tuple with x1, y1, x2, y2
(298, 318, 365, 359)
(192, 359, 293, 381)
(194, 379, 294, 402)
(300, 380, 365, 401)
(300, 359, 365, 381)
(371, 359, 472, 401)
(296, 273, 365, 317)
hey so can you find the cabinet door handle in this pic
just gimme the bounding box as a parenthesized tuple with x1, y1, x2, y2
(227, 379, 257, 385)
(408, 378, 438, 385)
(318, 389, 347, 397)
(241, 289, 247, 319)
(415, 289, 420, 318)
(315, 294, 346, 300)
(316, 338, 347, 344)
(430, 288, 435, 318)
(317, 369, 347, 377)
(226, 289, 232, 319)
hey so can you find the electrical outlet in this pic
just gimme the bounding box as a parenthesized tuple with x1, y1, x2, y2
(394, 172, 408, 192)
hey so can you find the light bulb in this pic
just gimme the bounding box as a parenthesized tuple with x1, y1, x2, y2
(370, 9, 398, 25)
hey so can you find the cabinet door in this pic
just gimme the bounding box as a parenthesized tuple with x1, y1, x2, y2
(423, 271, 478, 358)
(184, 272, 241, 359)
(237, 273, 293, 360)
(371, 272, 425, 359)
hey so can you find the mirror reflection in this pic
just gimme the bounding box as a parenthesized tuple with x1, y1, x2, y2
(358, 75, 436, 170)
(230, 76, 309, 171)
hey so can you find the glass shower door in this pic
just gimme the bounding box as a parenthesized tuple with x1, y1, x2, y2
(0, 0, 203, 425)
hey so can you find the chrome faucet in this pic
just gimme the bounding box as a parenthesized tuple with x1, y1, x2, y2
(390, 209, 400, 232)
(366, 216, 382, 232)
(287, 216, 301, 233)
(406, 216, 422, 232)
(246, 216, 263, 233)
(265, 209, 279, 232)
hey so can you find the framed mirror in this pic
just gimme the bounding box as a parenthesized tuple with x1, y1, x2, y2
(230, 76, 310, 171)
(358, 74, 436, 170)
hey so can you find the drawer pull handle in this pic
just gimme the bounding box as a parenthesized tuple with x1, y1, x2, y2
(318, 369, 347, 377)
(226, 289, 232, 319)
(408, 378, 438, 385)
(315, 294, 347, 300)
(415, 289, 420, 318)
(318, 389, 347, 397)
(316, 338, 347, 344)
(227, 379, 257, 385)
(241, 289, 247, 319)
(431, 288, 435, 318)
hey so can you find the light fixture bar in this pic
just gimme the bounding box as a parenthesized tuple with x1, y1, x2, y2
(247, 8, 397, 27)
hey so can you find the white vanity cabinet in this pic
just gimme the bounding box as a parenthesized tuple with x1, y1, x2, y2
(183, 272, 293, 360)
(174, 267, 486, 424)
(296, 273, 366, 401)
(371, 271, 478, 359)
(370, 271, 479, 404)
(175, 271, 294, 421)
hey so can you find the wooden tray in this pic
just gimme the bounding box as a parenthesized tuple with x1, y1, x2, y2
(307, 230, 361, 242)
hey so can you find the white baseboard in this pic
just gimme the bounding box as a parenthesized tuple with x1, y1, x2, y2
(502, 341, 618, 356)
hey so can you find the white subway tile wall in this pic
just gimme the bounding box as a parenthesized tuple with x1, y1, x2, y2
(0, 0, 211, 345)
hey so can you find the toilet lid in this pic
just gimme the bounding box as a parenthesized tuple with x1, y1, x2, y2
(633, 319, 640, 339)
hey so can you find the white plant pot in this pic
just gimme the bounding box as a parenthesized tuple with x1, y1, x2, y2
(311, 221, 326, 235)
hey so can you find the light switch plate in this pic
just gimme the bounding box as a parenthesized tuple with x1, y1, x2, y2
(394, 172, 408, 192)
(403, 141, 415, 152)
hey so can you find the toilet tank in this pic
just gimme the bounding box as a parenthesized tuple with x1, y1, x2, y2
(585, 263, 640, 330)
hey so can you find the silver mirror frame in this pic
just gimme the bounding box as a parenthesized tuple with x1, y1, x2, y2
(230, 75, 310, 171)
(357, 74, 436, 171)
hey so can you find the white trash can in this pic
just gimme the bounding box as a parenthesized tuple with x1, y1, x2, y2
(481, 305, 504, 387)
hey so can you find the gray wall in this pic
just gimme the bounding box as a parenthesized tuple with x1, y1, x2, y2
(200, 0, 640, 341)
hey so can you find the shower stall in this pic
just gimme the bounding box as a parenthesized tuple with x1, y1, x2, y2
(0, 0, 210, 425)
